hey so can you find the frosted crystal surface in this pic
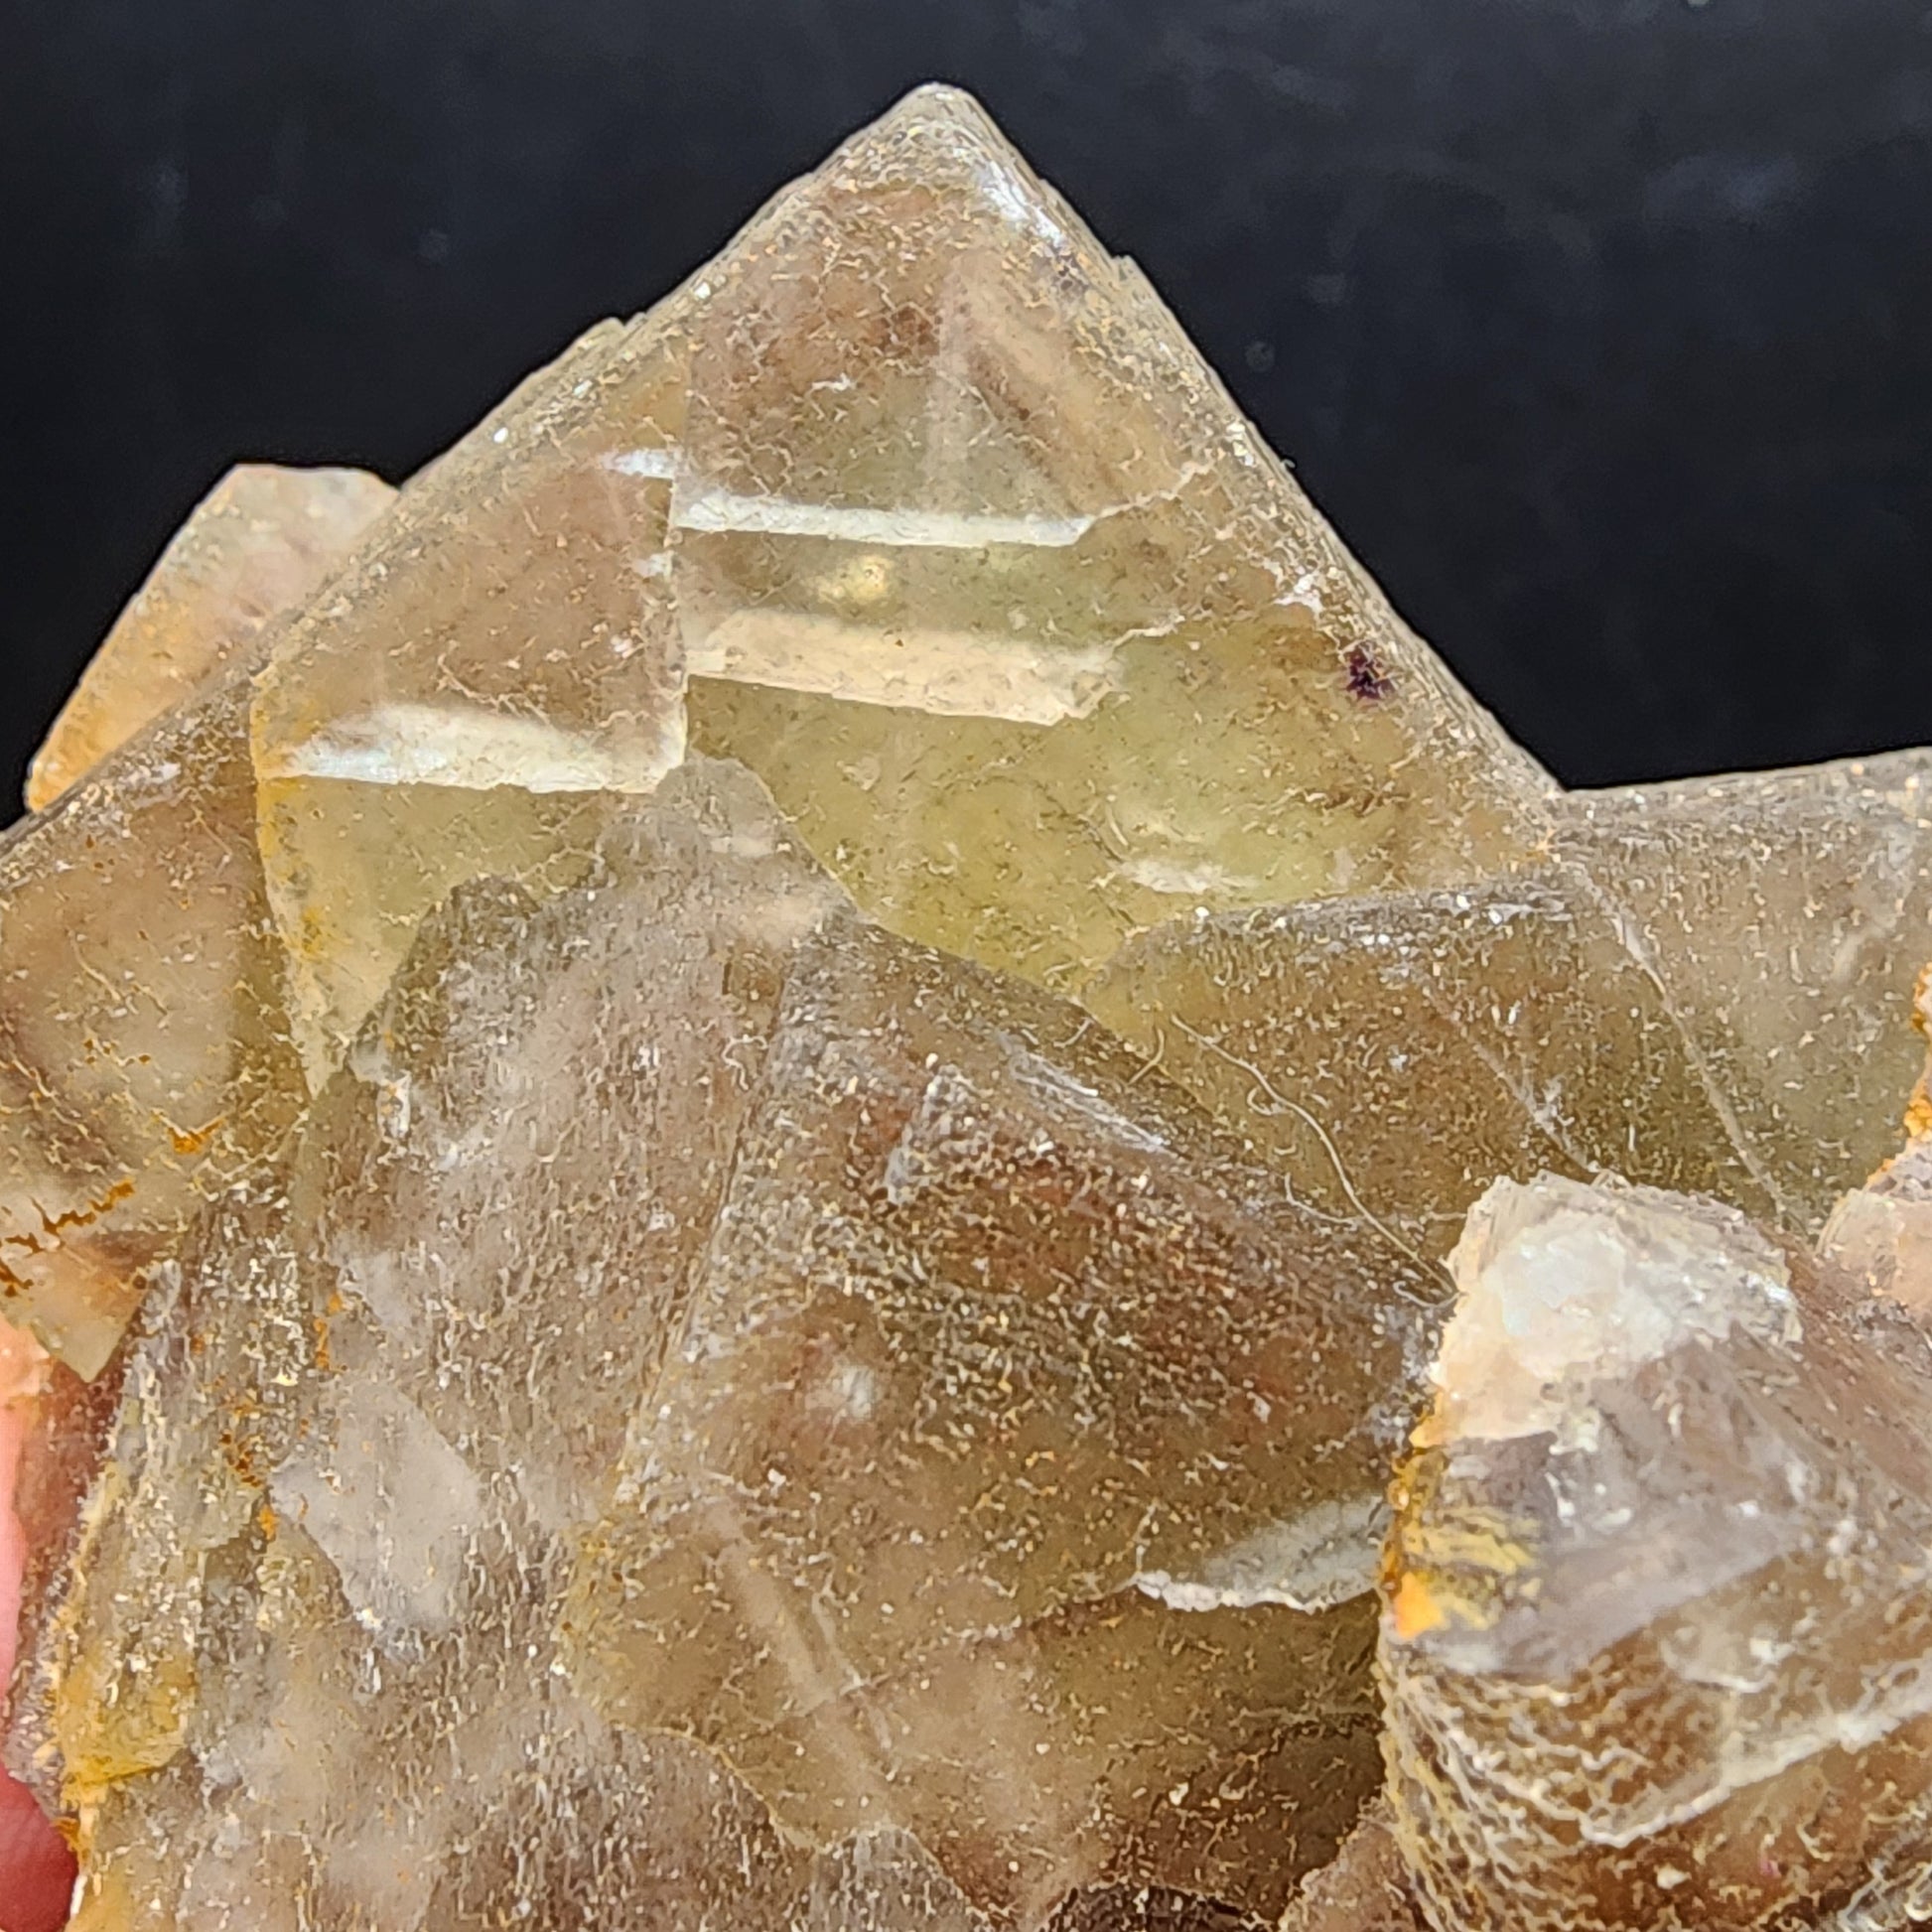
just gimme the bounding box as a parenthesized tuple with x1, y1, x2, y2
(4, 81, 1932, 1932)
(26, 465, 393, 813)
(27, 764, 1418, 1927)
(1556, 751, 1932, 1230)
(1086, 870, 1777, 1257)
(1383, 1174, 1932, 1930)
(668, 89, 1550, 991)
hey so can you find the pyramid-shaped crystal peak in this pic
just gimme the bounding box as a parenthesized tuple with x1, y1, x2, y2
(672, 88, 1550, 988)
(0, 84, 1560, 1382)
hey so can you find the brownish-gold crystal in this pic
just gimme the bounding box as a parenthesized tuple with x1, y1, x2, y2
(1382, 1172, 1932, 1930)
(30, 764, 1417, 1926)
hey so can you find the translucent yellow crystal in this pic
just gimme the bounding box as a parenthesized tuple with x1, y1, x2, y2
(0, 684, 302, 1376)
(0, 336, 682, 1364)
(26, 465, 392, 812)
(676, 89, 1549, 993)
(0, 85, 1555, 1385)
(1556, 749, 1932, 1231)
(1086, 870, 1777, 1258)
(38, 765, 1417, 1926)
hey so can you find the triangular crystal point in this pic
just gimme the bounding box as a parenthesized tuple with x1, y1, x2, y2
(834, 80, 1023, 166)
(868, 79, 1009, 138)
(806, 81, 1076, 234)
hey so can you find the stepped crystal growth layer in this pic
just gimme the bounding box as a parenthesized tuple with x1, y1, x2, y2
(4, 87, 1932, 1932)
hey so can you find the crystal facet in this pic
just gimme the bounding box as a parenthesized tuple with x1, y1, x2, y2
(1383, 1174, 1932, 1930)
(37, 763, 1425, 1926)
(26, 465, 393, 813)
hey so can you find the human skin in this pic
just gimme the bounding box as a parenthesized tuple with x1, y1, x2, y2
(0, 1323, 74, 1932)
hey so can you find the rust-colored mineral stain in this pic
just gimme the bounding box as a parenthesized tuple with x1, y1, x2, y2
(1385, 1572, 1445, 1644)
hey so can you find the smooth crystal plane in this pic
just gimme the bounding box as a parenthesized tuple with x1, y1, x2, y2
(3, 85, 1932, 1932)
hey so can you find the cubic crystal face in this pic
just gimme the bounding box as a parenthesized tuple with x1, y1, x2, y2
(4, 81, 1932, 1932)
(1384, 1174, 1932, 1931)
(40, 764, 1427, 1927)
(25, 465, 394, 816)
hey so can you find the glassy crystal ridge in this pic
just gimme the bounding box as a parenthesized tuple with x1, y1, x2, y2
(5, 83, 1932, 1932)
(1383, 1174, 1932, 1931)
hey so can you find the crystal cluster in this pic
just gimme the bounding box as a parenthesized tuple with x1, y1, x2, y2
(4, 86, 1932, 1932)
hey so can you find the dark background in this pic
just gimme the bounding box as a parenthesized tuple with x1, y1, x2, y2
(6, 0, 1932, 801)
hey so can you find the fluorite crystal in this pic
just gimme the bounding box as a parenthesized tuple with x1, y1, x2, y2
(25, 465, 394, 817)
(6, 83, 1932, 1932)
(1383, 1173, 1932, 1931)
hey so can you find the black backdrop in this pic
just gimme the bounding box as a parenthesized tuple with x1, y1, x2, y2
(7, 0, 1932, 801)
